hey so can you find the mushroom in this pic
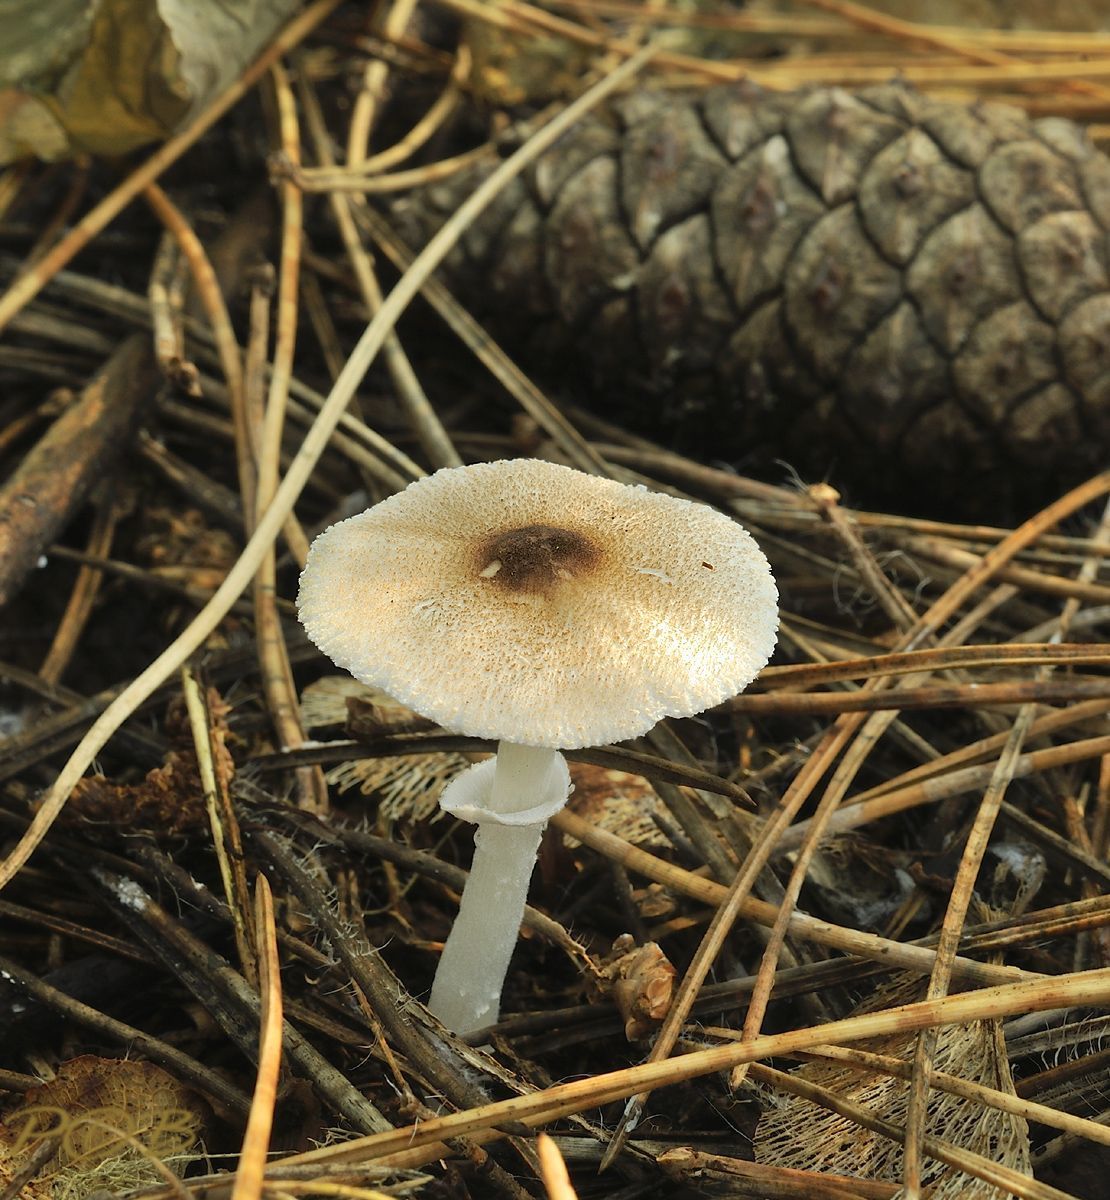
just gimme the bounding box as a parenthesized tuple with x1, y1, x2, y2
(297, 458, 778, 1034)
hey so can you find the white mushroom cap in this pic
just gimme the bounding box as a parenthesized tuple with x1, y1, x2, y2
(297, 458, 778, 749)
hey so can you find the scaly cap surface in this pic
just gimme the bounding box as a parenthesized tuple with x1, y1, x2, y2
(297, 458, 778, 748)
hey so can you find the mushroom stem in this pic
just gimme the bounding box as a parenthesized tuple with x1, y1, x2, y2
(428, 742, 569, 1035)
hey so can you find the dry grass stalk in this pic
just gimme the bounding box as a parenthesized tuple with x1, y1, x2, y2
(536, 1133, 578, 1200)
(181, 665, 256, 983)
(297, 62, 462, 471)
(269, 969, 1110, 1174)
(230, 876, 283, 1200)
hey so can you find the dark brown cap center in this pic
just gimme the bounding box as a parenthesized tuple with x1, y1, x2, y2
(477, 524, 598, 591)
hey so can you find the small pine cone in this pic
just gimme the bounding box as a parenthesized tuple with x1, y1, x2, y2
(395, 84, 1110, 512)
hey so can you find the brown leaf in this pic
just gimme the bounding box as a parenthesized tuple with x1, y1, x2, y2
(601, 936, 677, 1041)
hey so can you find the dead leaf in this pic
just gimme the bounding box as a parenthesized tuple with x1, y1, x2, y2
(601, 935, 677, 1040)
(0, 0, 302, 163)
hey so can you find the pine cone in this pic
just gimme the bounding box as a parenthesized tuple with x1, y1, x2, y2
(396, 84, 1110, 511)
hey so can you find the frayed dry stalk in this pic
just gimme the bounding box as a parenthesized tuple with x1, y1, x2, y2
(239, 186, 326, 811)
(38, 485, 126, 686)
(181, 665, 256, 983)
(267, 969, 1110, 1174)
(759, 643, 1110, 689)
(230, 877, 283, 1200)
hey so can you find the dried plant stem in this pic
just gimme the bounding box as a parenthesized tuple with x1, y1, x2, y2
(619, 745, 870, 1115)
(0, 896, 147, 963)
(244, 270, 273, 460)
(143, 183, 255, 519)
(294, 145, 495, 192)
(810, 483, 920, 631)
(182, 666, 256, 983)
(258, 1185, 396, 1198)
(261, 733, 752, 803)
(603, 479, 1110, 1162)
(554, 808, 1030, 986)
(0, 334, 155, 609)
(0, 0, 345, 334)
(298, 266, 345, 383)
(908, 535, 1110, 604)
(298, 67, 462, 470)
(906, 712, 1034, 1194)
(38, 488, 120, 684)
(607, 707, 963, 1157)
(278, 969, 1110, 1172)
(435, 0, 738, 81)
(148, 231, 187, 378)
(830, 698, 1110, 802)
(251, 63, 327, 813)
(345, 0, 421, 167)
(899, 495, 1109, 1189)
(779, 731, 1110, 850)
(231, 877, 283, 1200)
(720, 476, 1110, 1163)
(89, 865, 391, 1133)
(795, 0, 1110, 103)
(281, 815, 599, 980)
(729, 718, 876, 1098)
(260, 62, 307, 553)
(1062, 498, 1110, 969)
(252, 830, 495, 1112)
(539, 0, 847, 37)
(764, 57, 1110, 90)
(658, 1149, 901, 1200)
(342, 44, 469, 176)
(733, 677, 1110, 715)
(0, 40, 660, 892)
(245, 289, 304, 784)
(774, 476, 1110, 885)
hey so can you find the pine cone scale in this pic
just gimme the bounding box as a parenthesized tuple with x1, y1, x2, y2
(394, 83, 1110, 509)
